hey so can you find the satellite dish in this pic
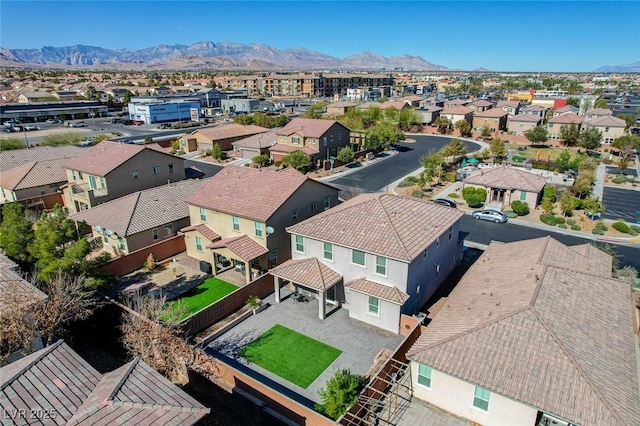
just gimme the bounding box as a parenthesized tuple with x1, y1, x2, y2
(105, 229, 114, 236)
(266, 226, 275, 235)
(93, 225, 102, 232)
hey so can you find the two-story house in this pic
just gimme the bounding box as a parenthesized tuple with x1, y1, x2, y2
(271, 193, 464, 333)
(180, 166, 340, 284)
(472, 108, 508, 132)
(507, 114, 542, 136)
(583, 115, 627, 144)
(468, 99, 493, 113)
(584, 107, 613, 120)
(441, 106, 473, 127)
(552, 104, 579, 117)
(496, 100, 521, 116)
(72, 179, 207, 257)
(519, 104, 548, 119)
(547, 113, 584, 139)
(62, 141, 185, 214)
(444, 99, 471, 109)
(179, 124, 269, 153)
(407, 237, 639, 426)
(269, 118, 351, 163)
(325, 101, 358, 116)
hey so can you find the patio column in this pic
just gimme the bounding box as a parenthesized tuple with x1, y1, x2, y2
(318, 290, 326, 320)
(244, 260, 251, 284)
(211, 253, 218, 276)
(274, 276, 281, 303)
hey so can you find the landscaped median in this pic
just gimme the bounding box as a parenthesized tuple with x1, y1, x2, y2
(167, 277, 238, 321)
(239, 324, 342, 389)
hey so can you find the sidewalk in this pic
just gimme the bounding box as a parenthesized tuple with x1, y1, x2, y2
(315, 149, 400, 182)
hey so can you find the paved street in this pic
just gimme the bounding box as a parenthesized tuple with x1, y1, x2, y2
(602, 187, 640, 223)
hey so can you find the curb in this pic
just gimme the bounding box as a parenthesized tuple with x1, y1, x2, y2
(316, 149, 400, 182)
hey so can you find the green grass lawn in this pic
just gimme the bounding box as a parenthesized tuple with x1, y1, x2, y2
(168, 277, 238, 320)
(239, 324, 342, 388)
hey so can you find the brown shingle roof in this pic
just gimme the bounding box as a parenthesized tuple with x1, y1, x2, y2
(72, 179, 207, 237)
(231, 129, 279, 150)
(270, 257, 342, 291)
(463, 167, 547, 192)
(190, 123, 269, 142)
(548, 113, 584, 125)
(64, 141, 174, 176)
(180, 223, 221, 242)
(206, 235, 268, 262)
(0, 158, 70, 190)
(268, 144, 319, 155)
(345, 278, 409, 305)
(287, 193, 463, 262)
(473, 108, 508, 118)
(0, 145, 86, 172)
(186, 166, 313, 222)
(407, 237, 640, 426)
(277, 118, 345, 138)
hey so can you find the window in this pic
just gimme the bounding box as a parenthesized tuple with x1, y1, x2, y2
(417, 364, 432, 388)
(269, 249, 277, 267)
(448, 226, 453, 240)
(311, 201, 317, 213)
(99, 177, 106, 188)
(39, 187, 45, 195)
(605, 127, 609, 132)
(78, 172, 83, 180)
(232, 216, 240, 231)
(132, 170, 139, 179)
(520, 191, 527, 201)
(89, 175, 97, 190)
(368, 296, 379, 315)
(255, 222, 263, 237)
(72, 171, 77, 180)
(102, 229, 108, 243)
(323, 242, 333, 260)
(375, 256, 387, 276)
(195, 236, 203, 251)
(352, 249, 365, 266)
(199, 207, 206, 221)
(323, 136, 328, 146)
(292, 136, 300, 144)
(153, 166, 160, 175)
(163, 224, 173, 236)
(436, 237, 440, 248)
(152, 228, 159, 241)
(118, 237, 125, 250)
(295, 235, 304, 253)
(324, 196, 331, 210)
(473, 386, 491, 411)
(168, 163, 175, 174)
(292, 209, 298, 220)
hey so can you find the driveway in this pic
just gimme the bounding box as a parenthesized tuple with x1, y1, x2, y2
(601, 186, 640, 223)
(330, 135, 481, 192)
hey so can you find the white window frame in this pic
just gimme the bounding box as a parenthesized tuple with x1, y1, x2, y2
(163, 224, 173, 236)
(351, 249, 366, 267)
(232, 215, 240, 231)
(295, 235, 305, 253)
(199, 207, 206, 221)
(417, 364, 432, 388)
(323, 242, 333, 261)
(368, 296, 379, 316)
(195, 236, 203, 251)
(375, 255, 387, 276)
(255, 222, 263, 237)
(473, 386, 491, 411)
(152, 228, 159, 241)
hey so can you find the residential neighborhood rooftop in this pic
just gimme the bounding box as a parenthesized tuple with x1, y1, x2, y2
(463, 166, 547, 193)
(473, 108, 508, 118)
(276, 118, 341, 138)
(585, 115, 626, 127)
(442, 105, 473, 115)
(270, 257, 343, 291)
(585, 108, 613, 116)
(0, 145, 86, 172)
(231, 129, 279, 150)
(547, 112, 584, 124)
(0, 157, 70, 190)
(189, 123, 269, 141)
(508, 114, 541, 122)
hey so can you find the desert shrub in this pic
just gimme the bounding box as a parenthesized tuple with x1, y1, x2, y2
(540, 213, 557, 226)
(443, 172, 457, 182)
(566, 219, 576, 226)
(412, 189, 424, 198)
(630, 225, 640, 234)
(503, 210, 518, 219)
(462, 187, 487, 208)
(592, 228, 605, 235)
(510, 200, 530, 216)
(558, 224, 568, 229)
(316, 370, 366, 420)
(448, 192, 458, 198)
(594, 221, 608, 233)
(397, 178, 416, 188)
(553, 216, 566, 225)
(571, 224, 581, 231)
(612, 175, 626, 184)
(543, 185, 556, 202)
(612, 221, 631, 234)
(602, 159, 613, 165)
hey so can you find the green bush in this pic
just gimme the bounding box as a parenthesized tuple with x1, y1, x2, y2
(612, 221, 631, 234)
(543, 185, 556, 202)
(510, 200, 530, 216)
(612, 175, 626, 184)
(397, 178, 416, 188)
(566, 219, 576, 226)
(592, 228, 605, 235)
(594, 221, 608, 233)
(443, 172, 457, 182)
(540, 213, 557, 226)
(462, 187, 487, 208)
(571, 224, 581, 231)
(558, 224, 567, 229)
(252, 154, 270, 167)
(553, 216, 566, 225)
(503, 210, 518, 219)
(448, 192, 458, 198)
(316, 369, 366, 420)
(630, 225, 640, 234)
(412, 189, 424, 198)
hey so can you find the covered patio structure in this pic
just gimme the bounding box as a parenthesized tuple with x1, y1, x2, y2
(270, 257, 342, 320)
(206, 235, 269, 284)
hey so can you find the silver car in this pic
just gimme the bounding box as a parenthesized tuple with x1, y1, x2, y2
(472, 209, 507, 223)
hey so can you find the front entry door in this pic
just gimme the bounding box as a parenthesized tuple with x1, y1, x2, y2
(492, 188, 504, 202)
(327, 286, 337, 305)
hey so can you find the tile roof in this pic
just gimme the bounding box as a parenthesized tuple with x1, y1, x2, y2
(496, 100, 521, 109)
(72, 179, 207, 237)
(64, 141, 173, 176)
(287, 193, 463, 262)
(585, 115, 626, 127)
(276, 118, 343, 138)
(379, 101, 409, 110)
(0, 158, 70, 190)
(442, 106, 473, 115)
(463, 166, 547, 192)
(206, 235, 268, 262)
(445, 99, 471, 106)
(327, 101, 358, 108)
(231, 129, 279, 150)
(521, 105, 547, 112)
(0, 145, 86, 172)
(554, 105, 579, 114)
(469, 100, 492, 107)
(473, 108, 508, 118)
(0, 252, 18, 269)
(407, 237, 640, 426)
(180, 223, 221, 242)
(548, 113, 584, 125)
(186, 166, 314, 222)
(189, 124, 269, 142)
(270, 257, 342, 291)
(508, 114, 541, 123)
(585, 108, 613, 116)
(268, 144, 319, 155)
(0, 341, 209, 425)
(345, 278, 409, 305)
(0, 263, 47, 314)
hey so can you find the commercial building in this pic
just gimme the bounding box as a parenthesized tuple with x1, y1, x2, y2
(0, 101, 107, 123)
(128, 99, 201, 124)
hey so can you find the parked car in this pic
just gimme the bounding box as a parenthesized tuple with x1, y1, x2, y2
(67, 122, 86, 128)
(433, 198, 457, 208)
(472, 209, 508, 223)
(132, 120, 144, 126)
(24, 125, 41, 131)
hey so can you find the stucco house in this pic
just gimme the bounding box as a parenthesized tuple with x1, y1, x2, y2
(507, 114, 542, 136)
(584, 107, 613, 120)
(441, 106, 473, 126)
(325, 101, 358, 116)
(468, 99, 493, 113)
(62, 141, 186, 214)
(179, 124, 269, 153)
(472, 108, 508, 132)
(417, 106, 442, 125)
(273, 193, 464, 333)
(270, 118, 351, 162)
(496, 100, 521, 116)
(519, 104, 548, 118)
(407, 236, 640, 426)
(546, 113, 584, 139)
(180, 166, 340, 284)
(552, 104, 579, 117)
(71, 179, 207, 257)
(463, 166, 547, 209)
(444, 99, 471, 109)
(583, 115, 627, 144)
(231, 129, 278, 160)
(18, 91, 52, 103)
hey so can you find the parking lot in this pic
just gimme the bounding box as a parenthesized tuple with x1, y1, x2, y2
(601, 186, 640, 223)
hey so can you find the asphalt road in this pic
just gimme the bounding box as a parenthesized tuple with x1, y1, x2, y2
(330, 135, 481, 192)
(606, 166, 637, 177)
(459, 215, 640, 271)
(184, 160, 223, 178)
(601, 187, 640, 223)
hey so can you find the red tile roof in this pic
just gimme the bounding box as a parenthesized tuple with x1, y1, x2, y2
(287, 193, 463, 262)
(190, 124, 269, 142)
(277, 118, 342, 138)
(508, 114, 541, 123)
(345, 278, 409, 305)
(463, 166, 547, 192)
(180, 223, 221, 242)
(206, 235, 268, 262)
(270, 257, 342, 290)
(186, 166, 313, 222)
(496, 100, 521, 109)
(407, 237, 639, 426)
(470, 100, 492, 107)
(585, 115, 626, 127)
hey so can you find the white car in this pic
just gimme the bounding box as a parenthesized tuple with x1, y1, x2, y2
(24, 125, 41, 131)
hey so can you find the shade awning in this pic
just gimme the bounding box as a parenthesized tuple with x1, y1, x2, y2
(270, 257, 342, 291)
(206, 235, 268, 262)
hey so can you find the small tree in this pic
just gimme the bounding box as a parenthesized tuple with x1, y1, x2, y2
(559, 192, 578, 216)
(282, 150, 311, 172)
(578, 127, 603, 150)
(559, 124, 580, 147)
(617, 113, 637, 131)
(433, 116, 452, 134)
(480, 125, 492, 140)
(0, 202, 35, 263)
(556, 150, 571, 169)
(489, 138, 506, 162)
(336, 146, 355, 164)
(524, 125, 549, 146)
(315, 369, 366, 420)
(146, 253, 156, 271)
(581, 195, 605, 218)
(440, 138, 467, 158)
(541, 198, 555, 214)
(454, 119, 472, 137)
(593, 98, 608, 109)
(252, 154, 270, 167)
(612, 134, 640, 159)
(246, 295, 261, 315)
(211, 143, 223, 160)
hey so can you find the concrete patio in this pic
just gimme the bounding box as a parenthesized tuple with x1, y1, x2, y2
(204, 288, 405, 407)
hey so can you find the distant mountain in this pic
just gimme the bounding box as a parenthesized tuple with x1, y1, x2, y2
(0, 41, 447, 71)
(594, 61, 640, 73)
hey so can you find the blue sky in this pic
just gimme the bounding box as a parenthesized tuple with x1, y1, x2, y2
(1, 1, 638, 71)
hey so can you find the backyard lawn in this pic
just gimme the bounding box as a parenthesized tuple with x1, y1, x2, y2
(168, 277, 238, 320)
(239, 324, 342, 388)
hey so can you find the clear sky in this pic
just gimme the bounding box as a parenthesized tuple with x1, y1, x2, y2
(1, 1, 638, 72)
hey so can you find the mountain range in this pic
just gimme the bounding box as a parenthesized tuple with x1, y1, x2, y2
(593, 61, 640, 73)
(0, 41, 448, 71)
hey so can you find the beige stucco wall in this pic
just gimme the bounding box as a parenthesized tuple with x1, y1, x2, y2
(472, 115, 507, 132)
(275, 123, 351, 160)
(585, 124, 625, 144)
(411, 363, 539, 426)
(507, 119, 540, 136)
(465, 183, 541, 209)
